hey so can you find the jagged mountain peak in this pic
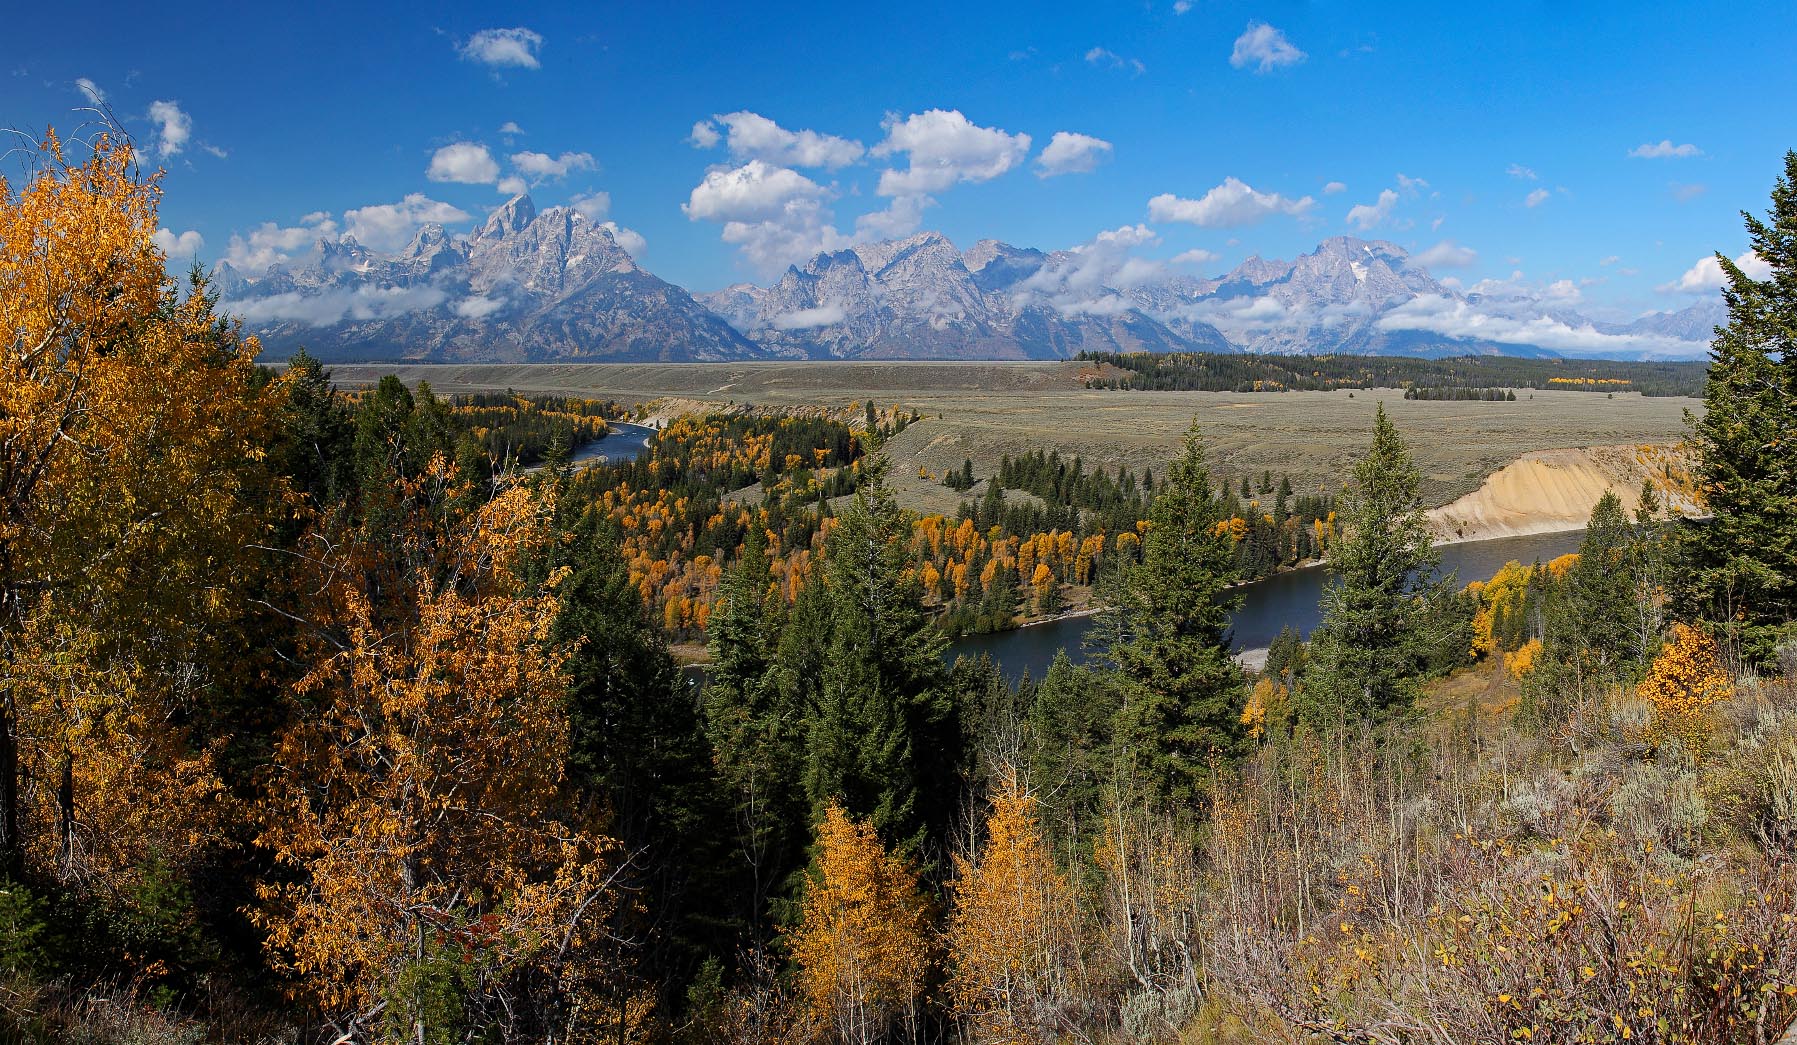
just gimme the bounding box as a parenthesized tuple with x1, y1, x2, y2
(851, 230, 960, 276)
(478, 194, 538, 240)
(217, 191, 756, 364)
(1313, 235, 1409, 261)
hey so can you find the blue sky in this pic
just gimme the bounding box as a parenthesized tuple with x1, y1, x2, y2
(6, 1, 1795, 318)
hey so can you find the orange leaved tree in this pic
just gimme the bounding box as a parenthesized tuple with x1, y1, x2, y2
(946, 779, 1083, 1044)
(0, 131, 281, 892)
(1637, 621, 1734, 758)
(257, 479, 643, 1042)
(789, 802, 933, 1044)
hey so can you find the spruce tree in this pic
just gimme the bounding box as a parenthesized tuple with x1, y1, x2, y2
(1528, 491, 1641, 715)
(1679, 150, 1797, 665)
(546, 504, 735, 988)
(703, 526, 808, 938)
(1027, 652, 1123, 867)
(1300, 404, 1444, 724)
(804, 458, 958, 860)
(1108, 421, 1245, 806)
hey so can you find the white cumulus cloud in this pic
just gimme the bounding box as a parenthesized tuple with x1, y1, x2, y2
(1085, 47, 1146, 75)
(770, 304, 846, 330)
(1172, 248, 1221, 266)
(1148, 177, 1315, 227)
(223, 213, 339, 271)
(1659, 251, 1772, 293)
(342, 194, 472, 252)
(231, 286, 449, 328)
(600, 221, 646, 258)
(1412, 240, 1478, 268)
(571, 191, 611, 220)
(1036, 131, 1113, 177)
(684, 160, 829, 222)
(460, 27, 543, 69)
(684, 161, 849, 273)
(1506, 163, 1538, 180)
(454, 295, 507, 319)
(1322, 181, 1347, 195)
(1377, 295, 1706, 358)
(1013, 224, 1163, 315)
(153, 228, 205, 257)
(1629, 140, 1701, 159)
(697, 111, 864, 169)
(1346, 188, 1399, 230)
(688, 120, 722, 148)
(1524, 188, 1550, 208)
(872, 109, 1031, 196)
(428, 142, 500, 184)
(854, 194, 933, 240)
(147, 100, 191, 159)
(510, 149, 597, 181)
(1230, 23, 1305, 72)
(75, 77, 105, 102)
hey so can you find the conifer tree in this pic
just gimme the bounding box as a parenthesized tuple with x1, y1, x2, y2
(805, 459, 958, 859)
(705, 526, 808, 938)
(1300, 404, 1444, 724)
(544, 499, 735, 992)
(1679, 150, 1797, 665)
(1027, 652, 1123, 865)
(1554, 493, 1638, 676)
(1108, 421, 1245, 805)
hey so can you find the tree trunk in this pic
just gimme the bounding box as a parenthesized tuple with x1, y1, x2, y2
(0, 694, 19, 880)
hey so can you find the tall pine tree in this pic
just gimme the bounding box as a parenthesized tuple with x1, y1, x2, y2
(1679, 150, 1797, 666)
(541, 497, 736, 996)
(1301, 404, 1444, 724)
(1527, 491, 1642, 718)
(703, 526, 809, 940)
(1108, 421, 1245, 806)
(805, 458, 959, 861)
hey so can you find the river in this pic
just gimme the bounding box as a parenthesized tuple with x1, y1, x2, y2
(948, 529, 1583, 684)
(564, 421, 659, 467)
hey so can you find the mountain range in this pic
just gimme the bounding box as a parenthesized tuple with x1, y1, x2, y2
(216, 194, 1722, 363)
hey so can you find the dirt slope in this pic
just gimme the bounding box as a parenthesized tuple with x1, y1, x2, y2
(1427, 444, 1695, 543)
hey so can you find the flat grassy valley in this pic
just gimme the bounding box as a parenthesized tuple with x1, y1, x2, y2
(330, 360, 1700, 520)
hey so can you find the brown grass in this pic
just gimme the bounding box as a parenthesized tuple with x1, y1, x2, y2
(328, 361, 1698, 512)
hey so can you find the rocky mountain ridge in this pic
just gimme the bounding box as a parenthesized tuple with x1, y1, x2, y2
(216, 194, 761, 363)
(216, 196, 1718, 363)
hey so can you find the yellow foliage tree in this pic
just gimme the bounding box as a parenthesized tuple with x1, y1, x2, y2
(789, 802, 933, 1045)
(1030, 562, 1056, 611)
(1637, 622, 1733, 757)
(0, 131, 282, 895)
(946, 781, 1082, 1044)
(257, 481, 644, 1042)
(1241, 677, 1289, 742)
(1505, 638, 1542, 680)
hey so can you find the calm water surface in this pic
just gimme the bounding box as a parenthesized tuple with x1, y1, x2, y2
(948, 529, 1584, 684)
(567, 421, 657, 466)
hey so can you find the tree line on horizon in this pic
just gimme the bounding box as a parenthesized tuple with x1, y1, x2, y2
(2, 132, 1797, 1045)
(1080, 348, 1710, 397)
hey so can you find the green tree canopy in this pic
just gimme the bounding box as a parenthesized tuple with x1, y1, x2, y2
(1301, 403, 1444, 725)
(1108, 421, 1246, 806)
(1679, 150, 1797, 666)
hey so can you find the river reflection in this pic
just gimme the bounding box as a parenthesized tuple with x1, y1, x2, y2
(947, 529, 1584, 684)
